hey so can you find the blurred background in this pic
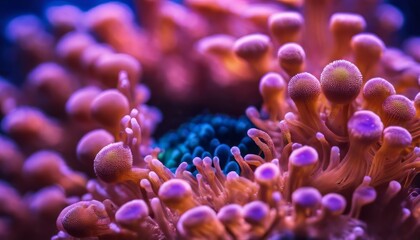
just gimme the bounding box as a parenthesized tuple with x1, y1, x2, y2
(0, 0, 418, 81)
(0, 0, 418, 134)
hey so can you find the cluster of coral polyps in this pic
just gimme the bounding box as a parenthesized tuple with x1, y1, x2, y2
(1, 0, 420, 239)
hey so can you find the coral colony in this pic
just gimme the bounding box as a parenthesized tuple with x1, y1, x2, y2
(2, 0, 420, 239)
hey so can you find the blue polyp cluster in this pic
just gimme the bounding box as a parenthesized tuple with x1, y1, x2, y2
(156, 114, 259, 174)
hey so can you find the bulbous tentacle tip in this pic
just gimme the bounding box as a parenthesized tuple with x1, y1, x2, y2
(351, 33, 385, 77)
(320, 60, 363, 104)
(289, 72, 321, 102)
(259, 72, 286, 96)
(55, 32, 95, 66)
(383, 126, 412, 148)
(233, 34, 271, 61)
(93, 142, 133, 183)
(289, 146, 319, 167)
(217, 203, 243, 224)
(94, 53, 141, 88)
(243, 200, 270, 225)
(278, 43, 306, 77)
(351, 184, 377, 217)
(363, 77, 396, 109)
(351, 34, 385, 55)
(57, 200, 112, 238)
(321, 193, 346, 216)
(196, 34, 235, 56)
(329, 13, 366, 36)
(347, 110, 383, 143)
(292, 187, 322, 215)
(158, 178, 195, 213)
(66, 86, 101, 123)
(115, 199, 149, 226)
(76, 129, 114, 166)
(91, 89, 130, 132)
(85, 2, 135, 30)
(177, 205, 225, 239)
(255, 162, 280, 185)
(269, 12, 304, 44)
(382, 94, 416, 126)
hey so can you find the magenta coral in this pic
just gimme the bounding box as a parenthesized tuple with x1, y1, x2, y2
(0, 1, 419, 240)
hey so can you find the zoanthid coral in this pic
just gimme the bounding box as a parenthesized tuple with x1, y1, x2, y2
(0, 0, 419, 240)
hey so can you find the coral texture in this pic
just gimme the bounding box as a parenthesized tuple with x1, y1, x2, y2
(0, 0, 420, 240)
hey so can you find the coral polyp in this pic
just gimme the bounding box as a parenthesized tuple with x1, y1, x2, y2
(0, 0, 420, 240)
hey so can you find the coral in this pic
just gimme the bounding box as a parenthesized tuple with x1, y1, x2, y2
(156, 114, 259, 174)
(0, 0, 419, 240)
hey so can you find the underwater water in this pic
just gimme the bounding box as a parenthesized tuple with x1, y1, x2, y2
(0, 0, 420, 239)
